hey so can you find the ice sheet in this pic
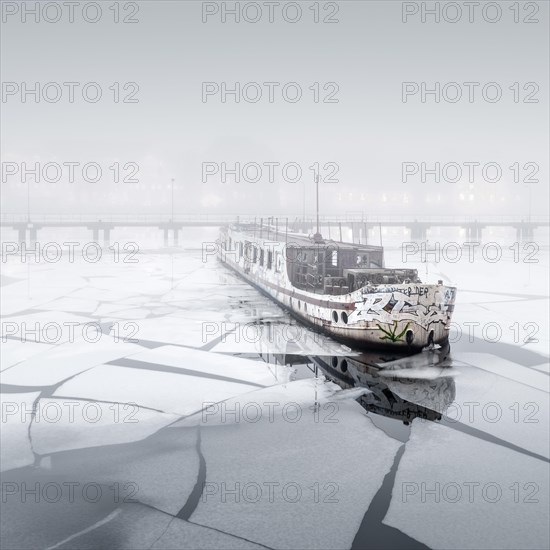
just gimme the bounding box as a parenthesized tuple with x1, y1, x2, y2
(1, 311, 95, 347)
(1, 341, 142, 386)
(122, 317, 210, 348)
(1, 275, 86, 316)
(454, 352, 549, 391)
(1, 340, 54, 371)
(123, 345, 289, 386)
(190, 384, 401, 549)
(31, 398, 179, 458)
(383, 420, 550, 549)
(37, 425, 200, 517)
(151, 516, 266, 549)
(387, 360, 549, 458)
(0, 392, 40, 472)
(52, 364, 265, 417)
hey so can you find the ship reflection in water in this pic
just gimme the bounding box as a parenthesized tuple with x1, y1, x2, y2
(260, 338, 455, 427)
(313, 347, 455, 425)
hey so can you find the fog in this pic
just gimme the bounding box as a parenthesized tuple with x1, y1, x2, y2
(1, 1, 549, 218)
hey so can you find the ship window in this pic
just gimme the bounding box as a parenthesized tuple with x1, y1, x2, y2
(332, 311, 338, 323)
(331, 250, 338, 266)
(341, 359, 348, 373)
(357, 254, 369, 266)
(252, 246, 258, 263)
(259, 248, 264, 266)
(267, 250, 273, 269)
(238, 242, 243, 259)
(341, 311, 348, 324)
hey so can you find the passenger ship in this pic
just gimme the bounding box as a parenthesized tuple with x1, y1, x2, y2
(217, 221, 457, 351)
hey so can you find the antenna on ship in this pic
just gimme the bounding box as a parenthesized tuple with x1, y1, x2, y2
(313, 173, 324, 244)
(285, 217, 288, 245)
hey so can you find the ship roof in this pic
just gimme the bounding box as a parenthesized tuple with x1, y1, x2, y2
(228, 223, 384, 252)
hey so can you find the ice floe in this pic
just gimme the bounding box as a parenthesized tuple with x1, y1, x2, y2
(383, 420, 550, 550)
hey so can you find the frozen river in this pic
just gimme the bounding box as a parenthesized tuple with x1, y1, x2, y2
(1, 228, 549, 549)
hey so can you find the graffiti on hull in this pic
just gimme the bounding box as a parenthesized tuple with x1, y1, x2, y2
(351, 286, 453, 328)
(376, 321, 412, 342)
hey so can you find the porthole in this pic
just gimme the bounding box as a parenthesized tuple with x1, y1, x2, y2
(341, 311, 348, 324)
(341, 359, 348, 373)
(298, 300, 301, 310)
(332, 311, 338, 323)
(331, 357, 338, 368)
(406, 330, 414, 345)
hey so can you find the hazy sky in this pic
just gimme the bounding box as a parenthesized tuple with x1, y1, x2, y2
(1, 0, 548, 217)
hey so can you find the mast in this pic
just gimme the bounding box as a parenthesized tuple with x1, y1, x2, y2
(316, 174, 319, 236)
(313, 174, 324, 243)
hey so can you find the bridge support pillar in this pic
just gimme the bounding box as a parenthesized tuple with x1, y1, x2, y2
(409, 224, 427, 241)
(103, 228, 110, 248)
(173, 228, 179, 246)
(464, 224, 483, 241)
(29, 228, 37, 246)
(517, 225, 534, 241)
(351, 223, 359, 244)
(163, 229, 169, 247)
(358, 225, 366, 245)
(92, 228, 99, 242)
(18, 227, 26, 244)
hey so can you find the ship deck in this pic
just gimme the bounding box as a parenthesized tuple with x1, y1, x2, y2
(229, 223, 384, 253)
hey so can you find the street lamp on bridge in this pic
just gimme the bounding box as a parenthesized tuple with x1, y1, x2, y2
(171, 178, 175, 222)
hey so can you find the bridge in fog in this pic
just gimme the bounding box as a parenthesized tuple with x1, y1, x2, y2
(1, 213, 548, 245)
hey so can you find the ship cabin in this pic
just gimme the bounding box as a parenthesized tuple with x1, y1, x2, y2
(284, 237, 420, 295)
(222, 225, 421, 296)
